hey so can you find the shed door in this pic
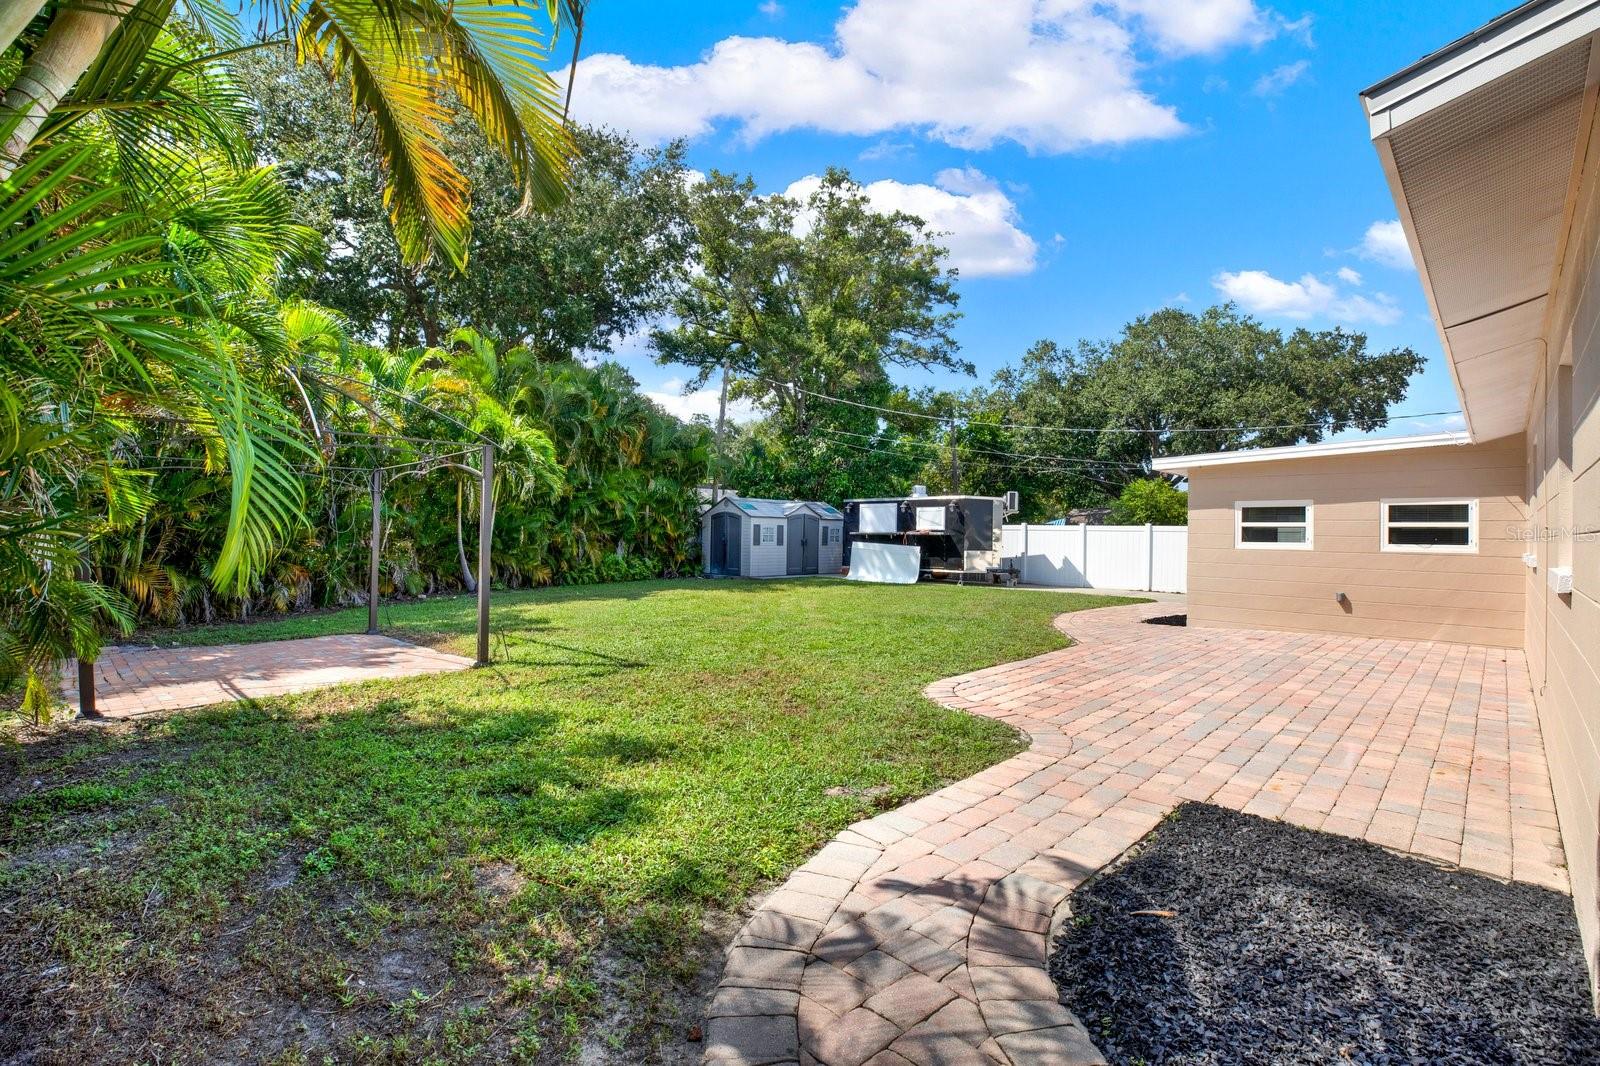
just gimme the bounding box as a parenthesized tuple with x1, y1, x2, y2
(710, 513, 738, 575)
(787, 515, 819, 575)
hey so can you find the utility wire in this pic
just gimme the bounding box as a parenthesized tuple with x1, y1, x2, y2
(807, 428, 1127, 482)
(815, 434, 1125, 490)
(747, 374, 1460, 438)
(812, 426, 1149, 470)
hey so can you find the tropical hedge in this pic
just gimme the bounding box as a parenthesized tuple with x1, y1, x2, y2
(1, 2, 717, 719)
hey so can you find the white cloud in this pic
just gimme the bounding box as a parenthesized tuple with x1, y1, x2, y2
(1108, 0, 1275, 55)
(760, 1, 784, 17)
(646, 377, 762, 424)
(569, 0, 1297, 152)
(1335, 265, 1362, 285)
(1356, 219, 1415, 270)
(1278, 13, 1315, 47)
(1401, 412, 1467, 433)
(785, 167, 1037, 277)
(1251, 59, 1309, 97)
(858, 139, 914, 161)
(1212, 269, 1402, 325)
(592, 325, 655, 366)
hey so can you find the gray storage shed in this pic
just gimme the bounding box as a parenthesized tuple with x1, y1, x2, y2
(701, 496, 845, 578)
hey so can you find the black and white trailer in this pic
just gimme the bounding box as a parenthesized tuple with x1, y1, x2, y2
(844, 491, 1020, 584)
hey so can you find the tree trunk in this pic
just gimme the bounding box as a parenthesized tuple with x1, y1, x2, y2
(396, 267, 440, 348)
(0, 5, 125, 179)
(0, 0, 50, 58)
(712, 357, 729, 496)
(456, 480, 477, 592)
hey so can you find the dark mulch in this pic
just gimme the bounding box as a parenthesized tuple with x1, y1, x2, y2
(1141, 614, 1187, 627)
(1050, 803, 1600, 1065)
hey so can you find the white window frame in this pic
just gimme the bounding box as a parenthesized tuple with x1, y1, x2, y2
(1234, 500, 1314, 551)
(760, 523, 776, 545)
(1381, 497, 1478, 554)
(914, 505, 947, 532)
(858, 502, 898, 534)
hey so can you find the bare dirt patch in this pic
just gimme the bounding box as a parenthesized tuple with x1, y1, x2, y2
(578, 895, 763, 1066)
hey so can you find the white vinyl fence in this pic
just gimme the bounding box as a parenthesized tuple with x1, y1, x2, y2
(1001, 524, 1187, 593)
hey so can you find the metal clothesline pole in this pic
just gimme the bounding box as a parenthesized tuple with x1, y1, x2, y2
(77, 564, 99, 719)
(476, 442, 495, 666)
(368, 467, 382, 635)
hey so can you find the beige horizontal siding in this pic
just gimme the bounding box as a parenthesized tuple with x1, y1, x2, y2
(1185, 435, 1527, 649)
(1188, 555, 1526, 584)
(1186, 607, 1524, 648)
(1538, 180, 1600, 1002)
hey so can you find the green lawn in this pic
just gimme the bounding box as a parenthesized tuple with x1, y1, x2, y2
(0, 579, 1139, 1064)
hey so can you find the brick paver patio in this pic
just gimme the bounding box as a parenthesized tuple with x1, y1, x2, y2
(702, 602, 1568, 1066)
(63, 634, 476, 718)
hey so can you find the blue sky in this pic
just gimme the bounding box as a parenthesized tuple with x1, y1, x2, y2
(567, 0, 1511, 437)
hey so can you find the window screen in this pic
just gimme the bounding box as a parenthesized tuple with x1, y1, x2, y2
(1241, 525, 1308, 544)
(761, 525, 776, 545)
(1236, 502, 1311, 549)
(1240, 505, 1307, 524)
(1388, 503, 1470, 524)
(1384, 500, 1475, 552)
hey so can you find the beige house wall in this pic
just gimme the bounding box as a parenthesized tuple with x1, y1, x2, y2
(1527, 113, 1600, 1002)
(1185, 436, 1528, 648)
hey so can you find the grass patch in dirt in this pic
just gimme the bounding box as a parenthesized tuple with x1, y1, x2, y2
(2, 578, 1138, 1064)
(1051, 802, 1600, 1065)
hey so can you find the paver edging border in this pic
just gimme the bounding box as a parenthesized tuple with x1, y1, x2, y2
(920, 606, 1167, 1066)
(704, 602, 1161, 1066)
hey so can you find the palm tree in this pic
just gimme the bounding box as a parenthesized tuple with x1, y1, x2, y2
(1, 2, 586, 716)
(1, 0, 586, 270)
(0, 138, 313, 715)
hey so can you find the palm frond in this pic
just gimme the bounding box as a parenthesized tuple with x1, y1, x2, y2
(295, 1, 469, 267)
(1, 143, 310, 598)
(433, 0, 575, 212)
(34, 2, 255, 193)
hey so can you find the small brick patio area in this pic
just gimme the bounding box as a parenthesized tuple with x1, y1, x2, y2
(702, 602, 1567, 1066)
(63, 634, 475, 718)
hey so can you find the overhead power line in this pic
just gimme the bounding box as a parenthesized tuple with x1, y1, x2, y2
(814, 434, 1125, 490)
(812, 426, 1148, 471)
(748, 374, 1459, 437)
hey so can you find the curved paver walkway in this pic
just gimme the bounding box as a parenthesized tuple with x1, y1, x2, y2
(701, 602, 1567, 1066)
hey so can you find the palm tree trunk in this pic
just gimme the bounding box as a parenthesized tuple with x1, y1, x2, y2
(0, 0, 49, 58)
(0, 5, 124, 179)
(456, 480, 477, 593)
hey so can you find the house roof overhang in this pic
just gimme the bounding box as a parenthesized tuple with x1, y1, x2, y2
(1152, 431, 1472, 475)
(1361, 0, 1600, 442)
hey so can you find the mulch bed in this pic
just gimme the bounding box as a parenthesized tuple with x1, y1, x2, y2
(1049, 802, 1600, 1065)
